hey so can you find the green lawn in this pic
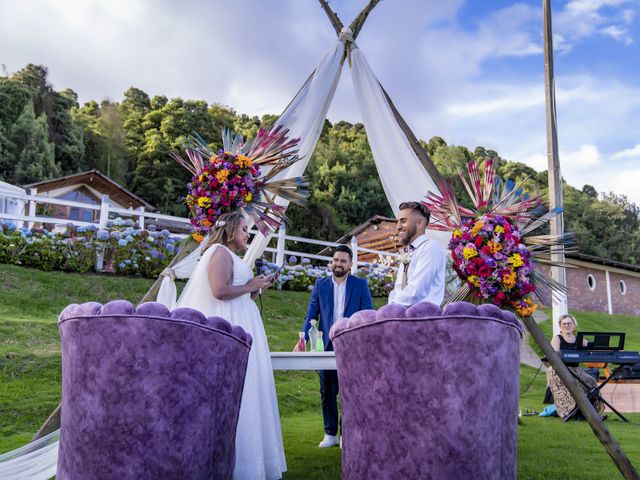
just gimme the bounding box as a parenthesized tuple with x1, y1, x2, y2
(1, 264, 639, 479)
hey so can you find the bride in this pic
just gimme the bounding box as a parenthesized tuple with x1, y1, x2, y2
(177, 211, 287, 480)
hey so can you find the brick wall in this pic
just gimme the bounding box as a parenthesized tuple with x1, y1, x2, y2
(540, 263, 640, 316)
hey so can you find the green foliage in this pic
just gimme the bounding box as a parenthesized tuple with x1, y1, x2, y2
(0, 63, 639, 266)
(10, 103, 59, 183)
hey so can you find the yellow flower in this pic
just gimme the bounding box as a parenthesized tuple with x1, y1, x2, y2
(509, 253, 524, 267)
(494, 225, 504, 233)
(502, 271, 517, 289)
(453, 229, 461, 239)
(192, 233, 205, 243)
(216, 169, 230, 183)
(197, 196, 211, 208)
(463, 246, 478, 260)
(468, 275, 480, 287)
(245, 192, 253, 202)
(470, 221, 484, 236)
(209, 155, 216, 163)
(198, 172, 209, 182)
(235, 155, 252, 168)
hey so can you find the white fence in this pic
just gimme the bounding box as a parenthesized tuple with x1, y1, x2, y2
(0, 191, 398, 273)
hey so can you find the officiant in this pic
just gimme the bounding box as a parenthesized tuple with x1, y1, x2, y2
(388, 201, 446, 306)
(299, 245, 373, 448)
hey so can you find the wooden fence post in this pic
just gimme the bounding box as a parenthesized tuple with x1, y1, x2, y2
(95, 195, 110, 272)
(136, 206, 145, 230)
(276, 224, 286, 266)
(351, 236, 358, 274)
(27, 188, 37, 230)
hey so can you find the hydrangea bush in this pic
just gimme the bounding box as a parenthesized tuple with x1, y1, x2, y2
(0, 219, 179, 277)
(262, 255, 395, 297)
(1, 220, 396, 296)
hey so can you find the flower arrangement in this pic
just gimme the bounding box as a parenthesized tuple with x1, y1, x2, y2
(450, 215, 536, 316)
(423, 158, 573, 318)
(172, 126, 309, 240)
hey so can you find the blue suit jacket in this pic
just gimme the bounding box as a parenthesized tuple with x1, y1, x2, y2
(302, 274, 373, 351)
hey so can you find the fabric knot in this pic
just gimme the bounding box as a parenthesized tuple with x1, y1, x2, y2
(339, 27, 355, 45)
(160, 267, 176, 281)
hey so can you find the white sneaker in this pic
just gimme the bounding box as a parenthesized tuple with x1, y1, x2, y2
(318, 434, 339, 448)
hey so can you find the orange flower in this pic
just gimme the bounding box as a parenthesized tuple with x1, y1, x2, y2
(487, 240, 502, 253)
(513, 298, 538, 317)
(502, 271, 517, 289)
(201, 219, 212, 227)
(216, 169, 230, 183)
(192, 233, 205, 243)
(235, 155, 252, 168)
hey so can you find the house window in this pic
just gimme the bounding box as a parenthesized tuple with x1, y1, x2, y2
(587, 274, 596, 291)
(57, 187, 99, 223)
(619, 280, 627, 296)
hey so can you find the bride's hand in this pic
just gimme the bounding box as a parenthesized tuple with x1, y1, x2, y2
(248, 275, 273, 291)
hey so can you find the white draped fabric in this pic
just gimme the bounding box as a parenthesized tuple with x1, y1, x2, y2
(0, 430, 59, 480)
(349, 46, 449, 245)
(0, 30, 451, 477)
(242, 36, 345, 266)
(156, 241, 206, 309)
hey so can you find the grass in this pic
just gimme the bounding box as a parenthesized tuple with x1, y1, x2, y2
(1, 264, 639, 479)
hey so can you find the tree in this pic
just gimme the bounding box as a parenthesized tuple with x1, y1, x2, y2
(0, 79, 32, 131)
(96, 100, 128, 182)
(10, 103, 59, 183)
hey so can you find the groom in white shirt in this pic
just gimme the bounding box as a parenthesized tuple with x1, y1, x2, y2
(388, 201, 446, 306)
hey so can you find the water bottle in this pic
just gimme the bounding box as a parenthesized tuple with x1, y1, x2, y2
(316, 331, 324, 352)
(309, 320, 318, 352)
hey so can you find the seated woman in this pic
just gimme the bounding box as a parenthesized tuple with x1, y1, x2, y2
(545, 314, 604, 419)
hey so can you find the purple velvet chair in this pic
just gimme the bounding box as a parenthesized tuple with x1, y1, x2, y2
(56, 300, 252, 480)
(330, 301, 523, 480)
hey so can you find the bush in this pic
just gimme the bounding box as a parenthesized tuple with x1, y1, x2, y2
(0, 219, 180, 277)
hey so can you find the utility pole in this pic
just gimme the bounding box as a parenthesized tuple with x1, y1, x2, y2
(543, 0, 568, 336)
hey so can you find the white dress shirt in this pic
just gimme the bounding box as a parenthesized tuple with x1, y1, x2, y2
(332, 276, 347, 325)
(388, 234, 446, 306)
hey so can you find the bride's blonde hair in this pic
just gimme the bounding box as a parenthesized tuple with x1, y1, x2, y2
(204, 211, 245, 251)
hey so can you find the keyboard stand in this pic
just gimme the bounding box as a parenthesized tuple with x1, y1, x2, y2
(564, 365, 629, 423)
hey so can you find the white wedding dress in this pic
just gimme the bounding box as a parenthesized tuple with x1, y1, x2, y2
(177, 244, 286, 480)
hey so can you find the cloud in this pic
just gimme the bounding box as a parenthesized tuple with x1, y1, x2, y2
(611, 144, 640, 160)
(555, 0, 638, 47)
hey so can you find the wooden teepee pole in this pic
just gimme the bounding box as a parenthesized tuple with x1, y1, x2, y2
(538, 1, 638, 478)
(318, 0, 444, 186)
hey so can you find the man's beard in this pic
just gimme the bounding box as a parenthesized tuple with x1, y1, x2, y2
(332, 266, 348, 278)
(399, 224, 417, 246)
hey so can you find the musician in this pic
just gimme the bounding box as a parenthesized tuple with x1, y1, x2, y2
(545, 314, 604, 419)
(551, 314, 598, 380)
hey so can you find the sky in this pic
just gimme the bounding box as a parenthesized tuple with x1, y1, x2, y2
(1, 0, 639, 204)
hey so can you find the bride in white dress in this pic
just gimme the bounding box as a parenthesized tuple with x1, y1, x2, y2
(177, 211, 287, 480)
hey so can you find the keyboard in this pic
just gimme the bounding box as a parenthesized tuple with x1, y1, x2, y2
(559, 350, 640, 365)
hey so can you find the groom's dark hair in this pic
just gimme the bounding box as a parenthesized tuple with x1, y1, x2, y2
(399, 201, 431, 223)
(332, 244, 353, 260)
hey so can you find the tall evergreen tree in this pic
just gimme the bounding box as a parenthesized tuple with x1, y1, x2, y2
(11, 103, 59, 183)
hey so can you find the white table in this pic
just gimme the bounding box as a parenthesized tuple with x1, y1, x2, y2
(270, 352, 336, 370)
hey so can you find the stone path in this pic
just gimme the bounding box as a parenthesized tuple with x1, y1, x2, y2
(520, 310, 548, 369)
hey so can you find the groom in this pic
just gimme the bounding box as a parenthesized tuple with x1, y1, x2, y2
(388, 201, 446, 306)
(300, 245, 373, 448)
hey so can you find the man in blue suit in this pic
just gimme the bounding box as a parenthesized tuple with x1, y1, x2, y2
(300, 245, 373, 448)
